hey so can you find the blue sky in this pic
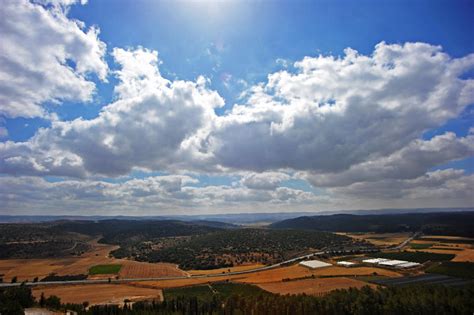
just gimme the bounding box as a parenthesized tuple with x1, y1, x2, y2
(0, 0, 473, 215)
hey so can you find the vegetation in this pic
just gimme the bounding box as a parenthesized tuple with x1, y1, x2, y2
(270, 211, 474, 237)
(115, 228, 367, 270)
(89, 264, 122, 275)
(0, 285, 35, 315)
(164, 283, 270, 302)
(41, 273, 88, 282)
(0, 223, 90, 259)
(427, 262, 474, 279)
(409, 243, 433, 249)
(367, 251, 455, 263)
(54, 220, 222, 246)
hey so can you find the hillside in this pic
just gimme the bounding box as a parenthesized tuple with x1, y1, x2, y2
(111, 228, 370, 270)
(270, 212, 474, 237)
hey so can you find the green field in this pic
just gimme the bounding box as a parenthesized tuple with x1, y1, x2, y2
(164, 282, 270, 302)
(426, 262, 474, 279)
(409, 243, 433, 249)
(88, 264, 122, 275)
(368, 251, 455, 263)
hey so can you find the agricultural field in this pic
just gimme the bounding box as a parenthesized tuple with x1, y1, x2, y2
(32, 284, 163, 306)
(89, 264, 122, 275)
(342, 232, 411, 246)
(257, 277, 376, 296)
(409, 242, 433, 250)
(426, 262, 474, 279)
(0, 239, 186, 282)
(371, 274, 473, 287)
(163, 283, 268, 302)
(188, 264, 264, 276)
(119, 261, 185, 278)
(407, 236, 474, 262)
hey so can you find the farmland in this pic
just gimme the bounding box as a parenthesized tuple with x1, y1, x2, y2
(164, 283, 269, 302)
(341, 232, 411, 246)
(32, 284, 163, 305)
(2, 215, 474, 312)
(426, 262, 474, 279)
(257, 277, 377, 296)
(0, 239, 186, 282)
(89, 264, 122, 275)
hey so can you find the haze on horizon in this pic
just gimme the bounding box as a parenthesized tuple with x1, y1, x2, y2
(0, 0, 473, 216)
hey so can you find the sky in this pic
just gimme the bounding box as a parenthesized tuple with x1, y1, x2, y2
(0, 0, 473, 216)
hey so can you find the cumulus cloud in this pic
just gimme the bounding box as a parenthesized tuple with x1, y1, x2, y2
(241, 172, 291, 190)
(0, 175, 322, 215)
(206, 43, 474, 173)
(1, 41, 474, 213)
(0, 47, 224, 177)
(0, 0, 108, 118)
(302, 132, 474, 187)
(330, 169, 474, 204)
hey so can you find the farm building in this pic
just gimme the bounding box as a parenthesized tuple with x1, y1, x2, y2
(362, 257, 421, 269)
(299, 260, 332, 269)
(396, 262, 421, 268)
(362, 258, 389, 264)
(336, 261, 356, 267)
(378, 259, 408, 267)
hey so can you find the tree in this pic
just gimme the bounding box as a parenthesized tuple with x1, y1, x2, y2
(44, 295, 61, 309)
(39, 292, 45, 307)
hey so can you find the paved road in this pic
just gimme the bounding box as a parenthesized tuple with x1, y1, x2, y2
(391, 231, 422, 250)
(0, 251, 326, 288)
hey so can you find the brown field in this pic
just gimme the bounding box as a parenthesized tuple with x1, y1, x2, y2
(236, 265, 401, 284)
(420, 235, 474, 240)
(407, 236, 474, 262)
(257, 277, 377, 296)
(136, 264, 401, 290)
(342, 232, 410, 246)
(0, 239, 186, 282)
(32, 284, 163, 306)
(119, 261, 185, 278)
(188, 264, 264, 276)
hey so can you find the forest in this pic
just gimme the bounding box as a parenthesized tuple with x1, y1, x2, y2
(112, 229, 367, 269)
(270, 211, 474, 237)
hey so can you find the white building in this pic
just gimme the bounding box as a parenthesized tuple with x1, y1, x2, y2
(337, 261, 356, 267)
(396, 262, 421, 268)
(362, 258, 389, 264)
(299, 260, 332, 269)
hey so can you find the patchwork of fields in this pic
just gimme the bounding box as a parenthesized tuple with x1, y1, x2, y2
(3, 230, 474, 307)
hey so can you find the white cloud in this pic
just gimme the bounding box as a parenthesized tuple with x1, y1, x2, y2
(0, 0, 108, 118)
(241, 172, 290, 190)
(1, 41, 474, 213)
(0, 175, 322, 215)
(206, 43, 474, 173)
(302, 132, 474, 187)
(330, 169, 474, 204)
(0, 47, 224, 176)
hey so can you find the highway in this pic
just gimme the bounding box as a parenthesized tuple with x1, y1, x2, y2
(391, 231, 422, 250)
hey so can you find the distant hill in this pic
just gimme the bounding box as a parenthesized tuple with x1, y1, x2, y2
(1, 207, 472, 224)
(270, 212, 474, 237)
